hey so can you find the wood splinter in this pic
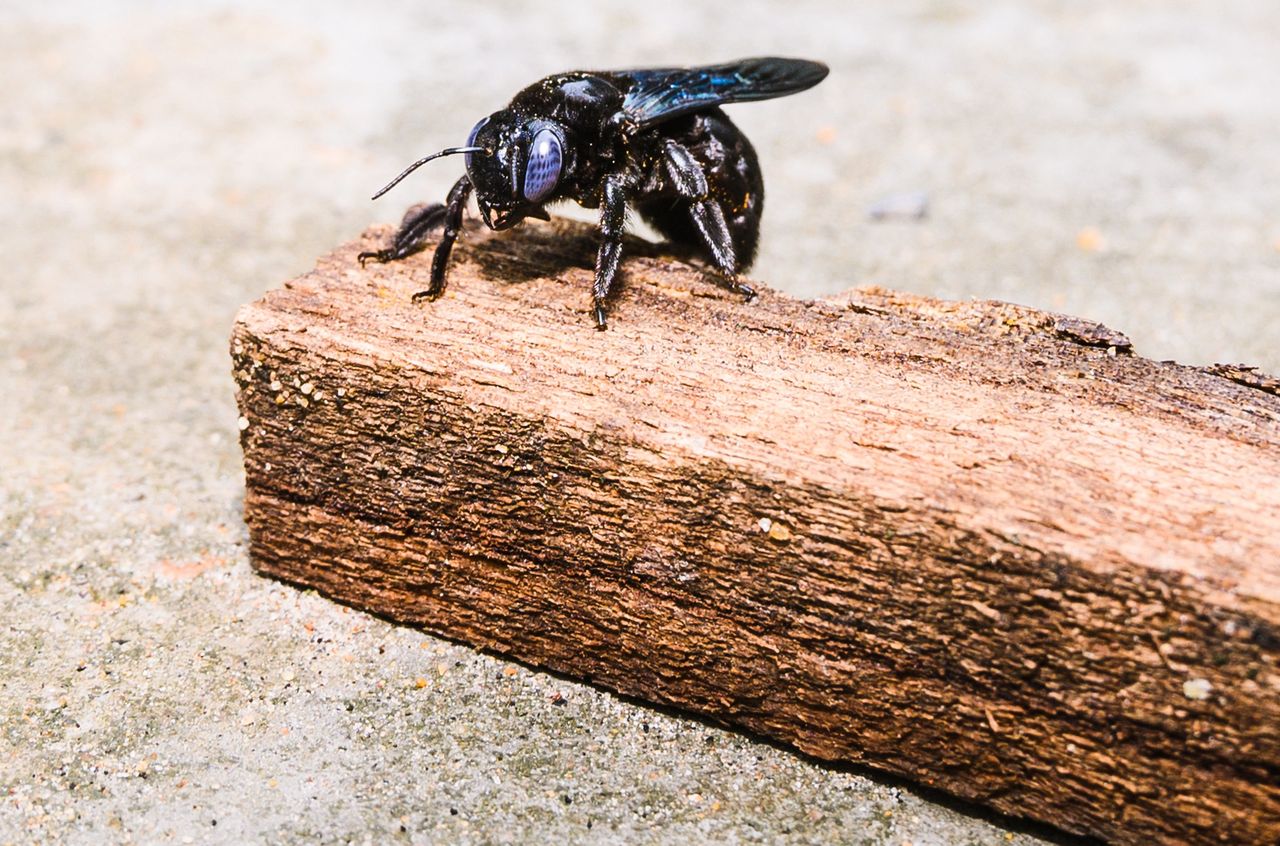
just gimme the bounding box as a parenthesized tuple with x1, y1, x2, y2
(232, 219, 1280, 846)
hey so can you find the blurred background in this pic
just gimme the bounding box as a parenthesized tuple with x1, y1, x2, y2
(2, 1, 1276, 843)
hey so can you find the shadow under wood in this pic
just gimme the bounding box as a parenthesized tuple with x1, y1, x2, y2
(261, 561, 1098, 846)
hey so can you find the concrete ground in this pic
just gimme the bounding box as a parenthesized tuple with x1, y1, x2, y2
(2, 1, 1276, 843)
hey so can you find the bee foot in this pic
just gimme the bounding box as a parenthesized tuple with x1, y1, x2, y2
(358, 249, 394, 267)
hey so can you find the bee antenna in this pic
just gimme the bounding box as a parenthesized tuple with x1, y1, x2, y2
(370, 146, 489, 200)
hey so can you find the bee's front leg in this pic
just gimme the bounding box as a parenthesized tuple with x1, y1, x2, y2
(415, 175, 474, 302)
(592, 172, 629, 330)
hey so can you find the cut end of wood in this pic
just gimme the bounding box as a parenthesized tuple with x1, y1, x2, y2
(232, 219, 1280, 845)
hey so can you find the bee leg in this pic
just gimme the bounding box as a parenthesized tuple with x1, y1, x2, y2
(592, 173, 628, 330)
(414, 175, 474, 302)
(661, 139, 756, 301)
(358, 203, 446, 267)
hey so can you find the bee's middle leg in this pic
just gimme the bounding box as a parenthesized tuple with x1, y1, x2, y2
(592, 173, 629, 330)
(358, 202, 447, 267)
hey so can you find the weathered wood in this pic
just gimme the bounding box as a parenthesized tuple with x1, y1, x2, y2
(231, 219, 1280, 845)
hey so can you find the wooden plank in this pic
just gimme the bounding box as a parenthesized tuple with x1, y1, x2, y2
(231, 219, 1280, 845)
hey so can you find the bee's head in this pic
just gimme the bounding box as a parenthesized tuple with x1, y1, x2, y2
(463, 113, 564, 230)
(368, 110, 565, 231)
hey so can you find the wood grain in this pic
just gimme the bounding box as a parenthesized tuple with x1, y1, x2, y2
(232, 219, 1280, 845)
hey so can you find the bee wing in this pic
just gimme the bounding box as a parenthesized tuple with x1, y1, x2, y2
(614, 57, 827, 131)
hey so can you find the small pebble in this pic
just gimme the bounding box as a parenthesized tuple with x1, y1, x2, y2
(1183, 678, 1213, 701)
(868, 191, 929, 221)
(237, 416, 250, 431)
(1076, 226, 1104, 252)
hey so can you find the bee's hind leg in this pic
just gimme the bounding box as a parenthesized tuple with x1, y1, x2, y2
(660, 139, 757, 301)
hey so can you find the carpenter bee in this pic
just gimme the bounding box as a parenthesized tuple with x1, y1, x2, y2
(360, 57, 828, 329)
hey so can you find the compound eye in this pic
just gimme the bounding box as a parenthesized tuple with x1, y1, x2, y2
(522, 127, 562, 203)
(464, 117, 489, 169)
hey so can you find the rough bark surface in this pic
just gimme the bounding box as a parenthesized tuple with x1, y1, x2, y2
(231, 220, 1280, 846)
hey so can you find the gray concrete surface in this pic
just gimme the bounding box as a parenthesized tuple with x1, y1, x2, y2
(2, 1, 1276, 843)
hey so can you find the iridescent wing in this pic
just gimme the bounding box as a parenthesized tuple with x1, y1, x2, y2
(614, 57, 828, 131)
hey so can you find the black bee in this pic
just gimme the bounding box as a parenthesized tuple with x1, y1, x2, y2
(360, 57, 828, 329)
